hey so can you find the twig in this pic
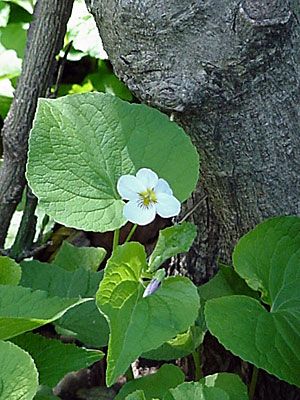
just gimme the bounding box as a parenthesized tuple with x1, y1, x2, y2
(50, 40, 73, 98)
(178, 195, 207, 224)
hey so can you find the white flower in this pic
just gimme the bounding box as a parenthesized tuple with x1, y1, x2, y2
(117, 168, 181, 226)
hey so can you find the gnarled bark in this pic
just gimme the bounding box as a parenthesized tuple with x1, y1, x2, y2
(86, 0, 300, 283)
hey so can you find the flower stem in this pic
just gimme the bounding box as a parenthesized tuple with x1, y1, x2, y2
(249, 366, 259, 400)
(125, 224, 137, 243)
(192, 345, 203, 381)
(112, 228, 120, 251)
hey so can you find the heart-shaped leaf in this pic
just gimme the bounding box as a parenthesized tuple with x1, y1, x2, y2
(0, 339, 38, 400)
(205, 216, 300, 388)
(96, 242, 199, 386)
(53, 241, 106, 271)
(0, 285, 90, 340)
(11, 332, 104, 387)
(27, 92, 199, 232)
(20, 260, 109, 347)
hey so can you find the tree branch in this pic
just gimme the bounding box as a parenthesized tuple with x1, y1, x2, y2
(0, 0, 74, 246)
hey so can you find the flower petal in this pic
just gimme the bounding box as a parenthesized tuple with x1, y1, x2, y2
(155, 178, 173, 195)
(136, 168, 158, 189)
(156, 193, 181, 218)
(143, 278, 161, 298)
(117, 175, 144, 200)
(123, 200, 156, 225)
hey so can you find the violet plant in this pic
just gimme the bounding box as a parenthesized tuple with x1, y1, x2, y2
(0, 92, 299, 399)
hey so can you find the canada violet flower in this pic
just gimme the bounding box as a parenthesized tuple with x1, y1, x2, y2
(117, 168, 181, 226)
(143, 269, 165, 298)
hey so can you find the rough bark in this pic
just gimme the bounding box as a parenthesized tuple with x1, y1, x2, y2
(86, 0, 300, 283)
(0, 0, 74, 247)
(87, 1, 300, 398)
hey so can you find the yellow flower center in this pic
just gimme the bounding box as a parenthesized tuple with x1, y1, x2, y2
(139, 188, 157, 208)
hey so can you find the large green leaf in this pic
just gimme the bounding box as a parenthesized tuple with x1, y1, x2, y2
(54, 301, 109, 347)
(20, 260, 102, 297)
(149, 223, 197, 272)
(11, 332, 104, 387)
(199, 263, 259, 302)
(20, 260, 109, 347)
(0, 256, 21, 285)
(0, 339, 38, 400)
(115, 364, 184, 400)
(53, 241, 106, 271)
(0, 285, 90, 340)
(205, 216, 300, 388)
(26, 92, 199, 232)
(96, 242, 200, 386)
(165, 373, 248, 400)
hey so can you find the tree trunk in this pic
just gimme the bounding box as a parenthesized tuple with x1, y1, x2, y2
(0, 0, 74, 247)
(86, 0, 300, 282)
(86, 1, 300, 397)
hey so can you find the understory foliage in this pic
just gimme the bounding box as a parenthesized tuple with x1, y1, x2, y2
(0, 1, 299, 400)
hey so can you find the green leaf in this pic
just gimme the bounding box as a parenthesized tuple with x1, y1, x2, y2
(166, 373, 248, 400)
(97, 242, 200, 386)
(20, 260, 103, 297)
(149, 222, 197, 272)
(205, 216, 300, 388)
(141, 325, 204, 361)
(11, 332, 104, 387)
(67, 0, 107, 59)
(86, 60, 133, 101)
(4, 210, 22, 248)
(0, 22, 28, 59)
(199, 263, 259, 302)
(0, 256, 21, 285)
(115, 364, 185, 400)
(20, 260, 109, 346)
(233, 216, 300, 304)
(125, 391, 146, 400)
(1, 0, 34, 14)
(0, 3, 10, 28)
(0, 339, 38, 399)
(0, 285, 90, 340)
(54, 301, 109, 347)
(0, 94, 12, 118)
(53, 241, 106, 271)
(26, 92, 199, 232)
(0, 45, 21, 79)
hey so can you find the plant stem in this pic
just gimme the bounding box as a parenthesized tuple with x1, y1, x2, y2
(9, 186, 38, 261)
(249, 366, 259, 400)
(124, 364, 134, 382)
(125, 224, 137, 243)
(192, 345, 203, 381)
(113, 228, 120, 251)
